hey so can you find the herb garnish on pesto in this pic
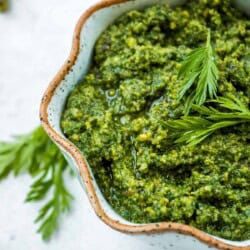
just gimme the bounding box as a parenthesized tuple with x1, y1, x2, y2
(178, 30, 219, 114)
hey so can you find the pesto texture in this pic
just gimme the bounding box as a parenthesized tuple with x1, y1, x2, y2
(61, 0, 250, 241)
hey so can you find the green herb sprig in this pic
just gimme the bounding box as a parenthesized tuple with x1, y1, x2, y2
(0, 126, 73, 240)
(179, 30, 219, 114)
(0, 0, 8, 12)
(165, 96, 250, 146)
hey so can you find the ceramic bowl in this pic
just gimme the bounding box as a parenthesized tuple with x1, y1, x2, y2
(40, 1, 250, 249)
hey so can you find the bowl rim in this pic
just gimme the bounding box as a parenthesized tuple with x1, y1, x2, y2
(39, 1, 250, 249)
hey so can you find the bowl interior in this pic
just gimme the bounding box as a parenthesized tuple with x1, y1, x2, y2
(45, 0, 250, 247)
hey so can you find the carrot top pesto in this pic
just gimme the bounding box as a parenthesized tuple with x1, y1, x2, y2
(61, 0, 250, 241)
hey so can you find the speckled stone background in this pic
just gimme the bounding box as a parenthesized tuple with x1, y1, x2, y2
(0, 1, 217, 249)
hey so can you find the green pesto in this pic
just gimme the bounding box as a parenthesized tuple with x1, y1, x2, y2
(61, 0, 250, 241)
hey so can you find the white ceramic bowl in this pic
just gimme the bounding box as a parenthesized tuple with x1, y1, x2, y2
(40, 1, 250, 249)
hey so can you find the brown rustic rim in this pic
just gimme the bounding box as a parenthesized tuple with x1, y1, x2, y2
(40, 1, 250, 249)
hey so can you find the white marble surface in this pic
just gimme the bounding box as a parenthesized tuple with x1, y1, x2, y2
(0, 1, 216, 249)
